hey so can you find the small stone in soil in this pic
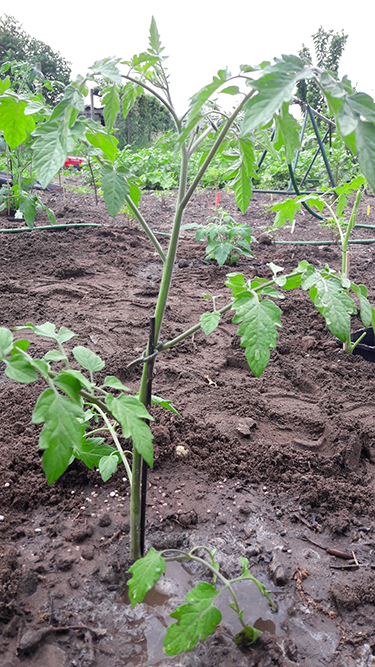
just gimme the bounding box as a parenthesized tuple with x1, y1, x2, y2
(81, 546, 95, 560)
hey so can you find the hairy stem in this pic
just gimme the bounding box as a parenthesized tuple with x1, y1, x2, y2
(125, 194, 166, 262)
(93, 404, 133, 484)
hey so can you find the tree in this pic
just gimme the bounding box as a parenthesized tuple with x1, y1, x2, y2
(0, 15, 71, 104)
(116, 92, 175, 150)
(297, 26, 348, 114)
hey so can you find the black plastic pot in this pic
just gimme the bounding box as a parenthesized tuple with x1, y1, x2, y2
(337, 327, 375, 363)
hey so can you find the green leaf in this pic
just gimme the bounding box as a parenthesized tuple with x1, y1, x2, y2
(270, 198, 300, 228)
(274, 108, 301, 163)
(200, 311, 221, 335)
(189, 70, 229, 121)
(18, 192, 37, 229)
(242, 59, 313, 134)
(235, 625, 263, 646)
(221, 86, 240, 95)
(72, 346, 105, 373)
(128, 547, 166, 607)
(210, 242, 233, 266)
(149, 395, 181, 416)
(122, 82, 140, 119)
(225, 273, 247, 297)
(102, 84, 120, 132)
(106, 394, 154, 467)
(54, 372, 82, 403)
(75, 437, 119, 470)
(149, 16, 164, 55)
(0, 94, 35, 149)
(350, 283, 372, 328)
(33, 390, 84, 483)
(44, 350, 67, 362)
(5, 354, 38, 383)
(10, 340, 30, 356)
(231, 294, 282, 377)
(89, 58, 121, 84)
(164, 582, 221, 655)
(355, 120, 375, 191)
(86, 122, 118, 162)
(103, 376, 130, 392)
(99, 453, 119, 482)
(32, 121, 66, 189)
(32, 388, 55, 423)
(303, 272, 356, 342)
(15, 322, 77, 344)
(58, 369, 93, 392)
(0, 327, 13, 358)
(349, 92, 375, 123)
(100, 164, 129, 217)
(57, 327, 77, 344)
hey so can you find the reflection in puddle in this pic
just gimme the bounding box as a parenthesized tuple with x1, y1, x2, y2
(117, 560, 286, 666)
(254, 617, 276, 634)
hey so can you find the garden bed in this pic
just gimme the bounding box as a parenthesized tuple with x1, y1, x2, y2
(1, 186, 375, 666)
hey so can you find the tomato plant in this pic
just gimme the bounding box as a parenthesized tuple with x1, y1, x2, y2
(2, 16, 375, 655)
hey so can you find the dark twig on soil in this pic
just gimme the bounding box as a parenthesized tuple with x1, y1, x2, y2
(298, 533, 353, 560)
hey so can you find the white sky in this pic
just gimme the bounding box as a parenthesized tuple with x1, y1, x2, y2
(3, 0, 374, 115)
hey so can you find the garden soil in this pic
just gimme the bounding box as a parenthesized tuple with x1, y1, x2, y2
(1, 182, 375, 666)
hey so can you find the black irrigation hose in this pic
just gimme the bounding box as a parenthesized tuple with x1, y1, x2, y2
(287, 164, 326, 221)
(0, 223, 102, 233)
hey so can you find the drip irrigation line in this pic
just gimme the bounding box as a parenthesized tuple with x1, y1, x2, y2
(354, 224, 375, 230)
(274, 238, 375, 245)
(0, 223, 101, 233)
(253, 189, 324, 196)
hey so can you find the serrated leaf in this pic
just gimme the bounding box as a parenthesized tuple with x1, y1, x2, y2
(210, 242, 233, 265)
(75, 437, 119, 470)
(128, 547, 166, 607)
(33, 391, 84, 483)
(106, 394, 154, 467)
(32, 388, 55, 423)
(32, 122, 66, 189)
(232, 294, 282, 377)
(0, 94, 35, 148)
(350, 283, 372, 328)
(0, 327, 13, 357)
(101, 164, 129, 216)
(303, 273, 356, 342)
(355, 120, 375, 191)
(242, 60, 313, 134)
(149, 395, 181, 416)
(221, 85, 240, 95)
(200, 311, 221, 335)
(58, 369, 93, 392)
(18, 192, 37, 229)
(270, 198, 300, 227)
(86, 124, 118, 162)
(164, 582, 221, 655)
(274, 109, 301, 163)
(103, 376, 130, 392)
(89, 58, 121, 84)
(5, 354, 38, 383)
(149, 16, 163, 55)
(54, 372, 82, 403)
(102, 84, 120, 132)
(99, 453, 119, 482)
(225, 273, 247, 297)
(73, 346, 105, 373)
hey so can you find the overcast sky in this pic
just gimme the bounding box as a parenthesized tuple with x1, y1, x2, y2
(3, 0, 374, 114)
